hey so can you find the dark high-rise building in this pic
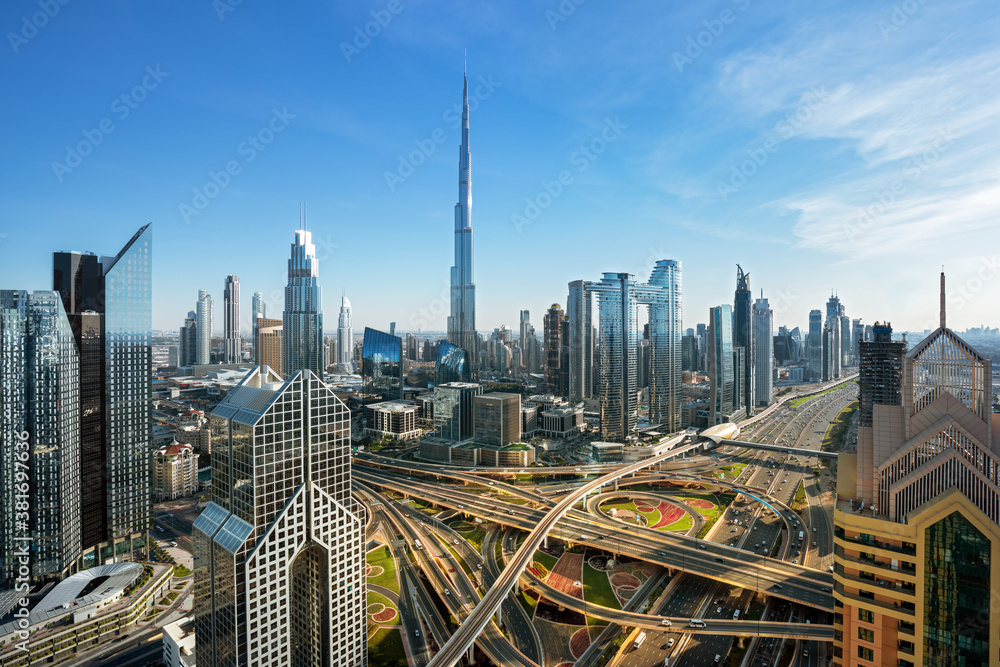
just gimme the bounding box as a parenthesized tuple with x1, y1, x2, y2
(179, 311, 197, 367)
(733, 265, 754, 416)
(559, 316, 570, 397)
(52, 224, 152, 560)
(361, 327, 403, 404)
(807, 309, 823, 381)
(857, 322, 905, 428)
(566, 281, 593, 403)
(223, 274, 240, 364)
(544, 304, 563, 395)
(682, 334, 699, 372)
(0, 290, 81, 585)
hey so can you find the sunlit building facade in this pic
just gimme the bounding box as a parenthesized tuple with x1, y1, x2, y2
(283, 229, 324, 379)
(193, 367, 365, 667)
(708, 304, 734, 424)
(435, 340, 471, 386)
(587, 273, 638, 440)
(834, 275, 1000, 667)
(0, 290, 81, 585)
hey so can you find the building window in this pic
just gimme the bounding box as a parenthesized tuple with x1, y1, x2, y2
(859, 608, 874, 623)
(857, 646, 874, 662)
(858, 627, 875, 642)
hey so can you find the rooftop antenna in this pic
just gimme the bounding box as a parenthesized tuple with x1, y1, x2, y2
(940, 269, 946, 329)
(304, 201, 307, 232)
(464, 48, 466, 76)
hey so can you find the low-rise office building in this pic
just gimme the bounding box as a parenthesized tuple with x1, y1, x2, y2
(364, 400, 422, 440)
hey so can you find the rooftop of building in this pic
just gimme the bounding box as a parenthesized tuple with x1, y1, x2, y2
(367, 400, 419, 412)
(156, 440, 195, 457)
(437, 382, 481, 389)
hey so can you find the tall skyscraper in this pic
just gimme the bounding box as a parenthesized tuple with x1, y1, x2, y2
(255, 317, 283, 376)
(752, 294, 773, 406)
(0, 290, 81, 585)
(708, 304, 734, 424)
(566, 281, 593, 403)
(447, 68, 478, 378)
(251, 291, 265, 363)
(283, 228, 324, 379)
(179, 311, 197, 367)
(337, 294, 354, 373)
(196, 289, 213, 365)
(52, 224, 152, 559)
(834, 275, 999, 667)
(361, 327, 403, 404)
(223, 274, 240, 364)
(544, 304, 564, 395)
(807, 309, 823, 381)
(587, 273, 638, 440)
(642, 259, 682, 432)
(193, 367, 366, 666)
(733, 265, 755, 416)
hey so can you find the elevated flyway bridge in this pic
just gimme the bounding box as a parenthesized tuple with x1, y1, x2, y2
(424, 441, 707, 667)
(718, 439, 839, 459)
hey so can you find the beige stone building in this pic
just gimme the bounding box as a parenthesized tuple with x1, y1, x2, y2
(152, 440, 200, 501)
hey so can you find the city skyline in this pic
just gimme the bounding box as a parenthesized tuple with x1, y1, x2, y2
(2, 2, 999, 336)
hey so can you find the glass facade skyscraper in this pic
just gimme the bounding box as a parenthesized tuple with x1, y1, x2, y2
(251, 291, 265, 363)
(435, 340, 471, 386)
(566, 280, 593, 404)
(223, 274, 240, 363)
(641, 259, 683, 432)
(196, 288, 212, 365)
(193, 367, 366, 666)
(447, 70, 478, 378)
(52, 223, 152, 558)
(361, 327, 403, 404)
(283, 229, 324, 379)
(0, 290, 81, 585)
(708, 304, 734, 424)
(753, 295, 773, 406)
(587, 273, 638, 441)
(733, 265, 754, 416)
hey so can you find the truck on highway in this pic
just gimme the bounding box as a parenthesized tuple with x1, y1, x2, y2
(414, 540, 422, 550)
(633, 631, 646, 648)
(798, 530, 804, 541)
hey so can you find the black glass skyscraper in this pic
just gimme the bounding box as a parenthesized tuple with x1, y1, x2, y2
(53, 224, 152, 561)
(435, 341, 471, 386)
(733, 265, 754, 417)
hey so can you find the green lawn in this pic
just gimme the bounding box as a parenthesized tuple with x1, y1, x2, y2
(517, 589, 538, 617)
(367, 546, 400, 594)
(663, 515, 693, 533)
(787, 380, 856, 407)
(367, 590, 396, 614)
(367, 627, 408, 667)
(582, 558, 621, 610)
(533, 549, 558, 571)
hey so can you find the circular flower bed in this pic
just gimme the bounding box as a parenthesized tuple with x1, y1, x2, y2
(569, 627, 593, 659)
(371, 607, 398, 623)
(610, 573, 641, 588)
(685, 498, 715, 509)
(366, 602, 385, 615)
(367, 565, 384, 578)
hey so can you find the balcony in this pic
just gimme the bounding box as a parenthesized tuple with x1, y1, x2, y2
(835, 547, 916, 578)
(898, 621, 915, 636)
(837, 588, 915, 618)
(898, 641, 915, 656)
(836, 531, 916, 556)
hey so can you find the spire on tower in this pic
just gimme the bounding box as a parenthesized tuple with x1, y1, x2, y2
(940, 271, 946, 329)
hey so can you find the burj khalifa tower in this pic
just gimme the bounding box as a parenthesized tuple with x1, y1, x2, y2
(447, 65, 478, 377)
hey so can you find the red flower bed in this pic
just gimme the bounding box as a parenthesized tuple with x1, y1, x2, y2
(649, 502, 686, 529)
(569, 627, 593, 659)
(686, 498, 715, 509)
(372, 607, 398, 623)
(610, 573, 641, 588)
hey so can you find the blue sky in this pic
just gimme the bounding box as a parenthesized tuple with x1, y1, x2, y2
(2, 0, 998, 336)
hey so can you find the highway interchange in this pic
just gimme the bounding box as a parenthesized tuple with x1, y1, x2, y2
(354, 378, 857, 667)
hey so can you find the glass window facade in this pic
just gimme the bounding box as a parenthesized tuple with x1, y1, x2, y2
(435, 341, 471, 386)
(361, 327, 403, 403)
(923, 511, 990, 666)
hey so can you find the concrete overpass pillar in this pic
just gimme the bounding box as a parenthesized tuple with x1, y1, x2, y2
(614, 480, 618, 492)
(543, 535, 548, 549)
(467, 644, 475, 664)
(738, 636, 746, 648)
